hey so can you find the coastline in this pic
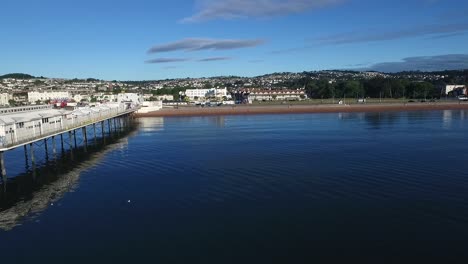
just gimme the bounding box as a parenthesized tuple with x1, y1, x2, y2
(135, 102, 468, 117)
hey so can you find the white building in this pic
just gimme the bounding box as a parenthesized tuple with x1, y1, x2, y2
(137, 101, 163, 114)
(155, 94, 174, 101)
(0, 93, 12, 106)
(28, 91, 71, 103)
(246, 89, 308, 101)
(142, 94, 174, 101)
(184, 88, 228, 100)
(117, 93, 144, 105)
(444, 85, 466, 95)
(73, 94, 91, 102)
(0, 104, 130, 148)
(93, 93, 117, 102)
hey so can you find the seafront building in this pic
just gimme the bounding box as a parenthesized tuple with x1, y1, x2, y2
(241, 88, 308, 102)
(154, 95, 174, 101)
(117, 93, 144, 105)
(184, 88, 228, 100)
(443, 85, 467, 95)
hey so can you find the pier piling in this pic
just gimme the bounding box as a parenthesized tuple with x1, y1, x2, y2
(68, 131, 73, 149)
(93, 124, 97, 144)
(83, 127, 88, 144)
(73, 130, 77, 148)
(0, 152, 6, 178)
(44, 139, 48, 154)
(30, 143, 35, 166)
(52, 136, 57, 156)
(24, 145, 28, 166)
(60, 134, 64, 152)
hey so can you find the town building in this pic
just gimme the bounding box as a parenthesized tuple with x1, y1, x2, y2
(73, 94, 91, 102)
(117, 93, 144, 105)
(142, 94, 174, 101)
(154, 95, 174, 101)
(0, 93, 12, 106)
(184, 88, 228, 100)
(13, 93, 28, 105)
(27, 91, 71, 103)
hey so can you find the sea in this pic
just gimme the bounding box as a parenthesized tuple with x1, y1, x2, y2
(1, 110, 468, 263)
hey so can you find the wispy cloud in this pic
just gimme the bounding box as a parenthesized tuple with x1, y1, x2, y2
(181, 0, 345, 23)
(362, 54, 468, 72)
(148, 38, 265, 54)
(145, 58, 191, 64)
(197, 57, 232, 62)
(313, 23, 468, 45)
(428, 32, 466, 39)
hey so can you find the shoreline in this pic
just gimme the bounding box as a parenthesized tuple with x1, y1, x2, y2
(135, 103, 468, 117)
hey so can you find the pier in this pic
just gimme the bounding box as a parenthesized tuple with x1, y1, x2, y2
(0, 103, 139, 181)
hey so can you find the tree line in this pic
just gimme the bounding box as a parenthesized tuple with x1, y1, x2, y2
(283, 77, 451, 99)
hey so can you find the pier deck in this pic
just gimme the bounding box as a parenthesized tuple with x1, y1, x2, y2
(0, 104, 139, 177)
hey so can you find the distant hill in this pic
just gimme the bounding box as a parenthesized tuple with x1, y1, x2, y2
(0, 73, 36, 79)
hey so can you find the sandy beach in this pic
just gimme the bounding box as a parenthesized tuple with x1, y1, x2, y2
(135, 102, 468, 117)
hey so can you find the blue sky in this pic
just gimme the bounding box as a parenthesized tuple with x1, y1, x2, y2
(1, 0, 467, 80)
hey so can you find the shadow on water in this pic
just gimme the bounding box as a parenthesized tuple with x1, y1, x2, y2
(0, 122, 138, 231)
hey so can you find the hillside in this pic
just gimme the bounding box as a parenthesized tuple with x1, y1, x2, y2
(0, 73, 36, 79)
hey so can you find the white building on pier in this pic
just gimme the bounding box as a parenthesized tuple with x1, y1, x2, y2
(0, 104, 133, 149)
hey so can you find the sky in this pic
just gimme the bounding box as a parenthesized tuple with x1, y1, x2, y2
(1, 0, 468, 80)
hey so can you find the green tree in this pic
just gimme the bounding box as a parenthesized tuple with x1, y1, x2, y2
(407, 82, 436, 99)
(113, 86, 123, 94)
(345, 80, 363, 98)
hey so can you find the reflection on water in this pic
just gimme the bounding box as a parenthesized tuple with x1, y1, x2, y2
(1, 112, 468, 262)
(138, 117, 164, 133)
(363, 112, 401, 129)
(338, 112, 365, 120)
(443, 110, 453, 129)
(0, 124, 138, 231)
(208, 116, 225, 128)
(443, 110, 467, 129)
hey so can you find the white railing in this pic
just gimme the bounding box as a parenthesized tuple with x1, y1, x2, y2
(0, 105, 139, 150)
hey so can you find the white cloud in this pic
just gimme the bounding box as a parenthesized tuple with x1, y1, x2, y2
(181, 0, 345, 23)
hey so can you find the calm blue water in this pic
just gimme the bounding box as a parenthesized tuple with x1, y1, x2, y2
(1, 111, 468, 263)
